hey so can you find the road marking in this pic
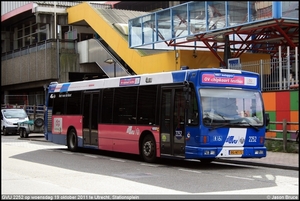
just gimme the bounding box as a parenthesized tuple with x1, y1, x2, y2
(140, 163, 161, 167)
(110, 158, 125, 162)
(225, 175, 254, 180)
(178, 168, 202, 174)
(62, 151, 73, 155)
(200, 175, 298, 194)
(2, 141, 64, 149)
(83, 154, 98, 158)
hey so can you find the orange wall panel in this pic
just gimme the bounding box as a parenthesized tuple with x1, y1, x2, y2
(262, 92, 276, 111)
(266, 131, 276, 138)
(290, 111, 299, 130)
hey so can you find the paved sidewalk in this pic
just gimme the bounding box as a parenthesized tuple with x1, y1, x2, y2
(24, 133, 299, 170)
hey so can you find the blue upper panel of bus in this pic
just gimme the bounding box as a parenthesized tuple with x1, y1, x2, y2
(47, 69, 260, 93)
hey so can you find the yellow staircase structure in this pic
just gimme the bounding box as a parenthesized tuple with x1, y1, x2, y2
(67, 2, 270, 74)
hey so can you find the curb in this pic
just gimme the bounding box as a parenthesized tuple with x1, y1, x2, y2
(216, 159, 299, 171)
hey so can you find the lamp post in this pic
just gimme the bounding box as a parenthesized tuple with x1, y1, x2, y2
(104, 58, 116, 77)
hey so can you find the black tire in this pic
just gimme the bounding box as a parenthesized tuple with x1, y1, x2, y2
(24, 130, 29, 138)
(141, 134, 156, 163)
(19, 128, 24, 138)
(67, 128, 78, 152)
(34, 118, 44, 127)
(3, 127, 7, 136)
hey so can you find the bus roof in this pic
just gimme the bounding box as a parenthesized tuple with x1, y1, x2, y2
(48, 68, 260, 93)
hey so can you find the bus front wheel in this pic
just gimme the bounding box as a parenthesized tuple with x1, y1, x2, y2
(141, 134, 156, 163)
(67, 128, 78, 152)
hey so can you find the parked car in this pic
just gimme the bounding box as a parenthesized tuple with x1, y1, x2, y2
(1, 108, 30, 136)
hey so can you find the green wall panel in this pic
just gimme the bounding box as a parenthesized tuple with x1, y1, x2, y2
(267, 111, 276, 130)
(290, 90, 299, 111)
(276, 132, 291, 139)
(276, 132, 282, 138)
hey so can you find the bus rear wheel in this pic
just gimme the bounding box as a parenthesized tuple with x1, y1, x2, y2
(141, 134, 156, 163)
(67, 128, 78, 152)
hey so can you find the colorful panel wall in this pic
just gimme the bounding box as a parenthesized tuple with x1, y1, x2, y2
(262, 89, 299, 140)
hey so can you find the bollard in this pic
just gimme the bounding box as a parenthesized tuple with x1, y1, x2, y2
(282, 119, 287, 152)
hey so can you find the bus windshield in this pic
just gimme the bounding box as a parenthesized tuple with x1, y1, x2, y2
(200, 88, 264, 127)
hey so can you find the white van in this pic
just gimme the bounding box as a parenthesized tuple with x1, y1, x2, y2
(1, 108, 29, 136)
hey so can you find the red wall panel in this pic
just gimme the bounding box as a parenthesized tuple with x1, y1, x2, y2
(275, 91, 290, 111)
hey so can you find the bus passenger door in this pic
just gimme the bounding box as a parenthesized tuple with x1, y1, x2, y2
(160, 87, 186, 157)
(83, 91, 99, 146)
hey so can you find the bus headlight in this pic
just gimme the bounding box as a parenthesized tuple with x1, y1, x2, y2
(255, 150, 264, 154)
(204, 150, 216, 155)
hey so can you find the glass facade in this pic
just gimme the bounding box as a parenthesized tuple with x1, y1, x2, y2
(129, 1, 299, 49)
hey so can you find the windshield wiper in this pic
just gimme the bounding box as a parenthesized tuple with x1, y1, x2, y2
(232, 120, 260, 131)
(211, 112, 226, 120)
(208, 121, 260, 131)
(244, 122, 259, 131)
(235, 117, 260, 131)
(209, 123, 231, 131)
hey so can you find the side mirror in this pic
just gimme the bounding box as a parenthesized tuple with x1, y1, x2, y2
(183, 80, 189, 92)
(265, 113, 270, 130)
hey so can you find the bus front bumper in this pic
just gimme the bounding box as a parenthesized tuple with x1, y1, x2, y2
(185, 146, 267, 159)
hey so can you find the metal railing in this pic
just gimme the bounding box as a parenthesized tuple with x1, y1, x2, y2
(267, 119, 299, 152)
(1, 39, 77, 61)
(230, 46, 299, 91)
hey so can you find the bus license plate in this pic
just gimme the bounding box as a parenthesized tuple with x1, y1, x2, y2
(229, 150, 243, 155)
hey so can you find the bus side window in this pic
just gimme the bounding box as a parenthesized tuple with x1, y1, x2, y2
(161, 116, 170, 133)
(51, 93, 65, 115)
(114, 87, 137, 124)
(137, 85, 157, 125)
(101, 89, 113, 123)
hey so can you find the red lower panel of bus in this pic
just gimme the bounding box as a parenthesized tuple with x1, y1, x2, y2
(99, 124, 160, 155)
(51, 116, 160, 156)
(52, 115, 83, 136)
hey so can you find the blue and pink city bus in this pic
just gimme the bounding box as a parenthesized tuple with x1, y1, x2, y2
(45, 68, 269, 163)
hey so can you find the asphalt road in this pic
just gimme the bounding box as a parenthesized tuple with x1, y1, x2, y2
(2, 134, 299, 197)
